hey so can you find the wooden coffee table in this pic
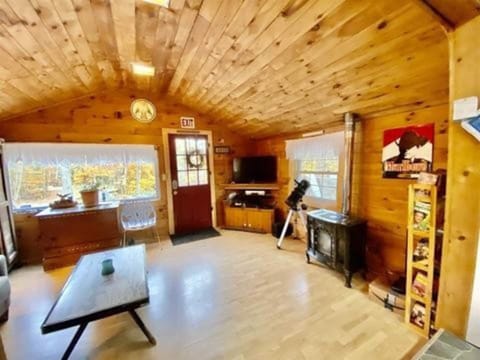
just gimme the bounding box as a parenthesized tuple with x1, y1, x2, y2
(41, 244, 156, 360)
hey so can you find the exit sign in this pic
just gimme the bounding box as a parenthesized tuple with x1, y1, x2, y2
(180, 116, 195, 129)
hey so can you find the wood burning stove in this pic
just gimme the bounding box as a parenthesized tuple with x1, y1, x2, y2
(306, 209, 366, 287)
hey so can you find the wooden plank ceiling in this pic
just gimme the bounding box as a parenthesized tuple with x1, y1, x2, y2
(424, 0, 480, 27)
(0, 0, 460, 138)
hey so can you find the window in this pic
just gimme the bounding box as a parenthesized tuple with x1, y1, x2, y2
(4, 143, 159, 210)
(286, 132, 343, 205)
(174, 137, 209, 187)
(296, 156, 339, 201)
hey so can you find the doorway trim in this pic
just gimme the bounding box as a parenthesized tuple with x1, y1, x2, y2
(162, 128, 217, 235)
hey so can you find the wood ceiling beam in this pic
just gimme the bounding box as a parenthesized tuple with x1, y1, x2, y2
(409, 0, 454, 33)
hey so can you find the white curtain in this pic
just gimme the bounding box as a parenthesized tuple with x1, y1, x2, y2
(285, 132, 344, 160)
(3, 143, 157, 166)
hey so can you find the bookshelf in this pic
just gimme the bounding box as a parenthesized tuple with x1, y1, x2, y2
(405, 183, 439, 338)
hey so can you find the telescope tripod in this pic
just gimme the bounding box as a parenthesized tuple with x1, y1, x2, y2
(276, 206, 307, 249)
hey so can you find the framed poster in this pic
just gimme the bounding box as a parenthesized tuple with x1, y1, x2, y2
(382, 124, 434, 179)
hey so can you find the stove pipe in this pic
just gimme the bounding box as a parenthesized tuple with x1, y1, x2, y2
(341, 112, 356, 216)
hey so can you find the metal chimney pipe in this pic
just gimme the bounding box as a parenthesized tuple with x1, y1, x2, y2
(341, 112, 356, 215)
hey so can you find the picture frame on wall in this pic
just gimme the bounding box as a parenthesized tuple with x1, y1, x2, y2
(382, 124, 434, 179)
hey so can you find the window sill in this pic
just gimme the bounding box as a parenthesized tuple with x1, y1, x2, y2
(13, 197, 161, 214)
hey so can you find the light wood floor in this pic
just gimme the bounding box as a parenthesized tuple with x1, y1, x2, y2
(1, 230, 423, 359)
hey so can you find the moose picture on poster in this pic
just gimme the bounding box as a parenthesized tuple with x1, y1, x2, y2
(382, 124, 434, 179)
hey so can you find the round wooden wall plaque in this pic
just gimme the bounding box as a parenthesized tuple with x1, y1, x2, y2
(130, 99, 156, 123)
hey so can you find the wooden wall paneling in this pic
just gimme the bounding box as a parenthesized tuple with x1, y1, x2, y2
(437, 16, 480, 338)
(352, 105, 448, 274)
(0, 88, 254, 264)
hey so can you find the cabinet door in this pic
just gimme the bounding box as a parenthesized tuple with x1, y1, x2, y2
(224, 207, 246, 229)
(246, 210, 273, 233)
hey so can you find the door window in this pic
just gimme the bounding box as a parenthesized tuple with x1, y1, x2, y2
(174, 137, 209, 187)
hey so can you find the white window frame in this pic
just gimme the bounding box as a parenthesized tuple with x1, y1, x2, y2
(294, 157, 341, 209)
(3, 143, 160, 212)
(286, 132, 344, 210)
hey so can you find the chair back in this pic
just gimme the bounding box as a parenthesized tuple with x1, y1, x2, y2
(118, 199, 156, 230)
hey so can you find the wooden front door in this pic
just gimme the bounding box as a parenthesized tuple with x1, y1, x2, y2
(168, 134, 212, 234)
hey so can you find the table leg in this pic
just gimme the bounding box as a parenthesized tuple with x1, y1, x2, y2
(129, 309, 157, 345)
(62, 323, 88, 360)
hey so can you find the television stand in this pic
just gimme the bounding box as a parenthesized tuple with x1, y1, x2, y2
(224, 207, 274, 233)
(222, 183, 278, 233)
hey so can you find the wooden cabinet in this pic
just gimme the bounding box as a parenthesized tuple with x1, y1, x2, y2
(224, 207, 273, 233)
(36, 204, 120, 270)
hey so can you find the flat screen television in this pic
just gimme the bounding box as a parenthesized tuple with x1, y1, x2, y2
(232, 156, 277, 183)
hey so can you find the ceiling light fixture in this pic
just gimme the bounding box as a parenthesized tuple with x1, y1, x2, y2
(143, 0, 170, 8)
(131, 62, 155, 76)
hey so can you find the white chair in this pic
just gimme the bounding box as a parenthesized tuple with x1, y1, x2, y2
(118, 200, 159, 247)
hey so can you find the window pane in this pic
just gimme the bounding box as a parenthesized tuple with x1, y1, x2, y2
(187, 153, 204, 169)
(175, 138, 186, 155)
(178, 171, 188, 187)
(177, 156, 187, 171)
(324, 159, 339, 172)
(186, 138, 196, 153)
(308, 186, 322, 198)
(198, 156, 207, 170)
(322, 187, 337, 200)
(296, 154, 339, 202)
(324, 174, 337, 187)
(198, 170, 208, 185)
(7, 145, 159, 209)
(196, 139, 207, 155)
(9, 164, 64, 208)
(188, 171, 198, 186)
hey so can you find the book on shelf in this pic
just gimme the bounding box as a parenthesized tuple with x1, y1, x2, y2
(412, 272, 428, 297)
(413, 201, 431, 231)
(413, 238, 429, 262)
(414, 188, 431, 199)
(410, 302, 426, 328)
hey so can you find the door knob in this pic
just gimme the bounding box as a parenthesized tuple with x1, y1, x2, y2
(172, 179, 178, 190)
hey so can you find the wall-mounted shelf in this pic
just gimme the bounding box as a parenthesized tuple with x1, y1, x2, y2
(221, 183, 280, 191)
